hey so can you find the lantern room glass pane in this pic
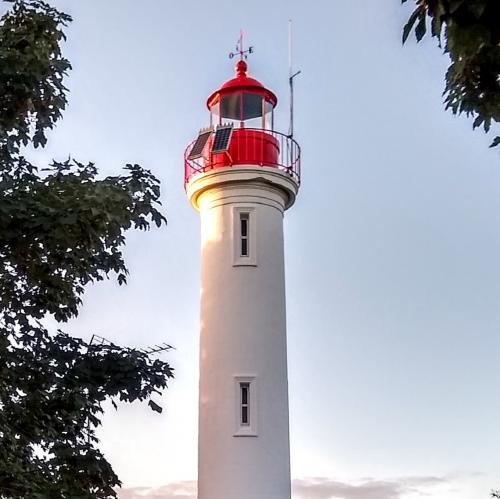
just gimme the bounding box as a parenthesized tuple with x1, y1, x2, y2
(263, 100, 274, 130)
(219, 92, 266, 123)
(220, 93, 242, 120)
(242, 93, 263, 120)
(210, 101, 221, 127)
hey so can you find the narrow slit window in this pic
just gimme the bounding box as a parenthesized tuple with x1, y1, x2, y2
(240, 213, 249, 257)
(240, 382, 250, 426)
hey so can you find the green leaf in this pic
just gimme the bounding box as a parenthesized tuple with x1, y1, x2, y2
(402, 8, 420, 44)
(148, 400, 163, 413)
(473, 115, 483, 129)
(489, 136, 500, 148)
(468, 3, 486, 19)
(415, 13, 427, 42)
(449, 0, 466, 14)
(431, 13, 443, 40)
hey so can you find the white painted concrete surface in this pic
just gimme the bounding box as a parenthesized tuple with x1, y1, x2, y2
(187, 166, 299, 499)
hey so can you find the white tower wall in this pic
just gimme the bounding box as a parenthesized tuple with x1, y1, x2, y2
(187, 166, 298, 499)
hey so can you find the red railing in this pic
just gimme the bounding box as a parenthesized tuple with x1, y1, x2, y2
(184, 128, 301, 186)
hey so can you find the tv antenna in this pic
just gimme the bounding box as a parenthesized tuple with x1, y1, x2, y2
(229, 30, 254, 60)
(288, 19, 301, 138)
(141, 343, 173, 355)
(89, 334, 113, 347)
(88, 334, 172, 355)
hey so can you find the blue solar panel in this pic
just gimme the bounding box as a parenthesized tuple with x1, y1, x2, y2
(211, 124, 233, 154)
(188, 129, 212, 160)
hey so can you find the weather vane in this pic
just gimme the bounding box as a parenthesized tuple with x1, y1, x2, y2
(229, 30, 254, 60)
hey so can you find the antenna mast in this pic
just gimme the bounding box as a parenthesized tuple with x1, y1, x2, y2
(288, 19, 301, 138)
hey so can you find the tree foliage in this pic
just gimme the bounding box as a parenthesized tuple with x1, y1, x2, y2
(402, 0, 500, 147)
(0, 1, 172, 497)
(0, 330, 173, 498)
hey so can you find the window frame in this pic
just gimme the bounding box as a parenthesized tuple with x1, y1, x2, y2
(234, 376, 258, 437)
(239, 382, 250, 426)
(239, 212, 249, 257)
(233, 207, 257, 267)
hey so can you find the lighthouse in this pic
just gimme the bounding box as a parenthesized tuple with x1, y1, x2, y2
(184, 45, 301, 499)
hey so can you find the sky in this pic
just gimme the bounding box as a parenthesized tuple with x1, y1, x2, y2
(5, 0, 500, 497)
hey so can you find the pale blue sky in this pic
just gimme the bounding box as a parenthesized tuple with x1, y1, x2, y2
(11, 0, 500, 497)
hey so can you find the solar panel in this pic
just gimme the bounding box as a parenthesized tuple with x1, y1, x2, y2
(188, 129, 212, 160)
(211, 124, 233, 154)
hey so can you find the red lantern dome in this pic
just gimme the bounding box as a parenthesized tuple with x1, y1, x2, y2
(207, 60, 277, 117)
(184, 59, 300, 186)
(206, 60, 277, 129)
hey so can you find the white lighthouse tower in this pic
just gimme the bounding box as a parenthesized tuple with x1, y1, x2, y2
(184, 46, 301, 499)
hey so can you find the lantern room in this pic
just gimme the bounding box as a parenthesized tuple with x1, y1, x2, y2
(184, 58, 301, 186)
(207, 60, 276, 130)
